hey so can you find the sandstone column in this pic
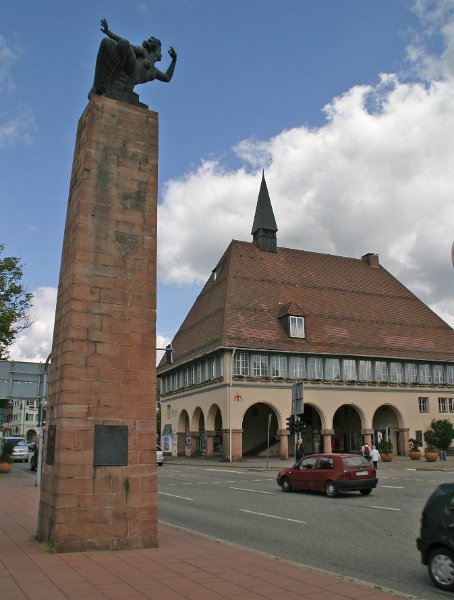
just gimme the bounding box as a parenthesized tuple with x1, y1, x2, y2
(37, 95, 158, 551)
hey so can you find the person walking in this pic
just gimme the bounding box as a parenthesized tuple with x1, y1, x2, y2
(296, 439, 305, 462)
(362, 442, 371, 462)
(370, 445, 381, 469)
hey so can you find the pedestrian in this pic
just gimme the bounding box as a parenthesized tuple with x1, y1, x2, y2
(370, 445, 381, 469)
(296, 439, 305, 462)
(362, 442, 371, 462)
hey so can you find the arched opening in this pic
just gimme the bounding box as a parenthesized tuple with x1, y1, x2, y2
(333, 405, 363, 453)
(294, 405, 323, 455)
(372, 405, 403, 455)
(207, 405, 223, 455)
(192, 407, 206, 455)
(242, 403, 279, 457)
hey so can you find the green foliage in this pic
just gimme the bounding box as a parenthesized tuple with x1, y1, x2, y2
(0, 441, 14, 463)
(0, 243, 33, 359)
(424, 419, 454, 451)
(378, 439, 393, 454)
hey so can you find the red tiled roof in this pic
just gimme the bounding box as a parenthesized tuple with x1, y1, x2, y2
(158, 240, 454, 370)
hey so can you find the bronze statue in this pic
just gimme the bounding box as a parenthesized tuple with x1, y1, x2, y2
(89, 19, 177, 107)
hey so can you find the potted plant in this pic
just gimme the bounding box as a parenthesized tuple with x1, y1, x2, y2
(408, 438, 422, 460)
(424, 445, 438, 462)
(0, 441, 14, 473)
(378, 439, 393, 461)
(424, 419, 454, 462)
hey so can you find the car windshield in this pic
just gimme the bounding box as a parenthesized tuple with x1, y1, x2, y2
(16, 441, 28, 447)
(343, 456, 370, 468)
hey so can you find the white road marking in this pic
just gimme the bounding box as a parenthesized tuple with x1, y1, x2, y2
(371, 506, 401, 511)
(380, 485, 404, 489)
(240, 509, 306, 524)
(230, 487, 273, 495)
(158, 492, 193, 501)
(205, 468, 245, 474)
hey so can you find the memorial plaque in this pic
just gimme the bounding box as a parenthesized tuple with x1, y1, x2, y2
(46, 424, 56, 465)
(93, 424, 128, 466)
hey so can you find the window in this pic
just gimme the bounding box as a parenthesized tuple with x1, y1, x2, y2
(196, 363, 202, 384)
(289, 356, 305, 379)
(324, 358, 341, 380)
(342, 359, 357, 381)
(447, 366, 454, 385)
(433, 365, 445, 384)
(389, 362, 403, 383)
(415, 430, 423, 447)
(374, 361, 388, 382)
(450, 399, 454, 413)
(358, 360, 373, 381)
(439, 397, 448, 413)
(233, 352, 249, 376)
(419, 364, 432, 383)
(251, 354, 269, 377)
(270, 355, 287, 377)
(289, 316, 305, 338)
(307, 357, 323, 379)
(418, 397, 429, 413)
(405, 363, 418, 383)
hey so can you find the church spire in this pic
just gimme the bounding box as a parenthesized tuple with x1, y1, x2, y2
(251, 171, 278, 253)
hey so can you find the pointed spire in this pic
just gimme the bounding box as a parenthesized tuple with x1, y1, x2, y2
(251, 171, 278, 253)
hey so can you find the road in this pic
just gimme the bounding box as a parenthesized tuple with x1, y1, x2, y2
(157, 460, 454, 600)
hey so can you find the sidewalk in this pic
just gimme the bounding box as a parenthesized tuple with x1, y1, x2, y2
(1, 468, 413, 600)
(164, 453, 454, 472)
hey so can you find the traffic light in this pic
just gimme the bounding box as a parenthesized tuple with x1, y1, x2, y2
(294, 420, 307, 434)
(165, 344, 174, 364)
(286, 415, 295, 433)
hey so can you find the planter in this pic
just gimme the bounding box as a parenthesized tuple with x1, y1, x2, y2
(381, 453, 393, 462)
(425, 451, 438, 462)
(0, 461, 13, 473)
(409, 451, 421, 460)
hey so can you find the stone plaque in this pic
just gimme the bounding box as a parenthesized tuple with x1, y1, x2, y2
(93, 424, 128, 466)
(46, 424, 56, 465)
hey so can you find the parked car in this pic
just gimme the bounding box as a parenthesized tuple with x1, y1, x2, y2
(157, 445, 164, 466)
(3, 437, 29, 462)
(276, 453, 378, 497)
(417, 483, 454, 591)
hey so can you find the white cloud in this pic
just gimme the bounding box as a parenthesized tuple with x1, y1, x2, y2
(157, 6, 454, 329)
(0, 110, 36, 148)
(0, 34, 19, 92)
(9, 287, 56, 363)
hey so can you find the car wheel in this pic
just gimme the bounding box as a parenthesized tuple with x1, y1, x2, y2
(360, 489, 372, 496)
(281, 477, 292, 493)
(428, 547, 454, 591)
(158, 462, 163, 466)
(325, 481, 338, 498)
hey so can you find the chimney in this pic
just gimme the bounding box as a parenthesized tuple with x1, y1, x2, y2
(361, 253, 380, 268)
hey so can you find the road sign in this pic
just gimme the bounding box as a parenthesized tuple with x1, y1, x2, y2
(292, 382, 304, 415)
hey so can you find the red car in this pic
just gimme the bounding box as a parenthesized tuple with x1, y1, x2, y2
(276, 453, 378, 498)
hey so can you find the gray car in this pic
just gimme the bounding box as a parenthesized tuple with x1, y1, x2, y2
(3, 437, 29, 462)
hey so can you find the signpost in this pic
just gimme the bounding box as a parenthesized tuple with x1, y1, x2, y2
(266, 413, 272, 470)
(291, 382, 304, 457)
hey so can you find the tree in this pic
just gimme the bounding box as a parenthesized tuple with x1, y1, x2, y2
(424, 419, 454, 451)
(0, 244, 33, 359)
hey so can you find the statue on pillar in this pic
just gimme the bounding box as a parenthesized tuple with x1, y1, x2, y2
(89, 18, 177, 107)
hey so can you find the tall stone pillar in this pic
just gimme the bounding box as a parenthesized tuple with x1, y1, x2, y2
(37, 95, 158, 552)
(279, 430, 289, 459)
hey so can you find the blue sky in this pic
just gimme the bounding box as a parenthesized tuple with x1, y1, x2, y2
(1, 0, 453, 362)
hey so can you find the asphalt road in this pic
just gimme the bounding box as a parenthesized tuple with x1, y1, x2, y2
(157, 462, 454, 600)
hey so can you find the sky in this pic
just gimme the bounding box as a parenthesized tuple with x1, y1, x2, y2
(1, 0, 453, 364)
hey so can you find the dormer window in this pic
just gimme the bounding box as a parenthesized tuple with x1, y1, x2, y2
(289, 316, 305, 338)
